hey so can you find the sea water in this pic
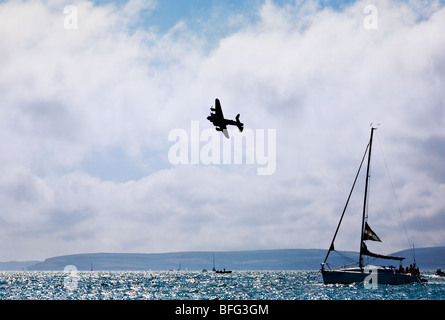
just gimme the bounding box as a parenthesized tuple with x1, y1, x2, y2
(0, 270, 444, 300)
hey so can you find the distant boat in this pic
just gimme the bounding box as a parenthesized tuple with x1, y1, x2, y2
(170, 263, 182, 272)
(321, 126, 426, 285)
(212, 254, 232, 274)
(215, 269, 232, 274)
(436, 269, 445, 276)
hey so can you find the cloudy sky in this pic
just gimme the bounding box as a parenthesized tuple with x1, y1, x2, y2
(0, 0, 444, 261)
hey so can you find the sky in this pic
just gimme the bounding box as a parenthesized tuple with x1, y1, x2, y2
(0, 0, 444, 261)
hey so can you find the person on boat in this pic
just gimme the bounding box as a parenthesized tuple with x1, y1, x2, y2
(408, 264, 419, 275)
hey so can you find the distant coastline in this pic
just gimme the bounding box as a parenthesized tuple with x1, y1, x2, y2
(2, 247, 444, 271)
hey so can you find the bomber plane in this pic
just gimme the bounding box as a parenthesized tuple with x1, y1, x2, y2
(206, 98, 244, 139)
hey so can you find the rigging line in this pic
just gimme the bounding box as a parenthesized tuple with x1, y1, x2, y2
(333, 250, 356, 264)
(323, 142, 370, 264)
(375, 131, 414, 260)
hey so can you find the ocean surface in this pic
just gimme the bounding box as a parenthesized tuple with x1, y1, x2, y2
(0, 270, 444, 300)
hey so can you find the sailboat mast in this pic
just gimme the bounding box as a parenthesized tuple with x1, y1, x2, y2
(212, 254, 216, 271)
(359, 127, 376, 268)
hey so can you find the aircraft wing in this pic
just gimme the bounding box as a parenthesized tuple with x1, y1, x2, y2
(214, 99, 224, 118)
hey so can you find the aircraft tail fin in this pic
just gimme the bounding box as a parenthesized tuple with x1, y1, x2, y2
(235, 114, 244, 132)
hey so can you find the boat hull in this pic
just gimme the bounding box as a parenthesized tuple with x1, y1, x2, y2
(321, 267, 421, 285)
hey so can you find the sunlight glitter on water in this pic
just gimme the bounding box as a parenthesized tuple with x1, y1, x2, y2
(0, 270, 443, 300)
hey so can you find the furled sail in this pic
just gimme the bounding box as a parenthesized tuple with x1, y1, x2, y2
(361, 242, 404, 261)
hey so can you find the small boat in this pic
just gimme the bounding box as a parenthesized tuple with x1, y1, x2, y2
(321, 126, 426, 285)
(436, 269, 445, 276)
(215, 268, 232, 274)
(212, 254, 232, 274)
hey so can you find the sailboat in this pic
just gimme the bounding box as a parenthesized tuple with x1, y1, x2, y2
(212, 254, 232, 274)
(321, 126, 426, 285)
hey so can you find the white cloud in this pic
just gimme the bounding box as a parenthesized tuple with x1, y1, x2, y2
(0, 0, 444, 260)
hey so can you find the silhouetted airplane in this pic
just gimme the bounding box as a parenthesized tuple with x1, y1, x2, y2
(207, 98, 244, 138)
